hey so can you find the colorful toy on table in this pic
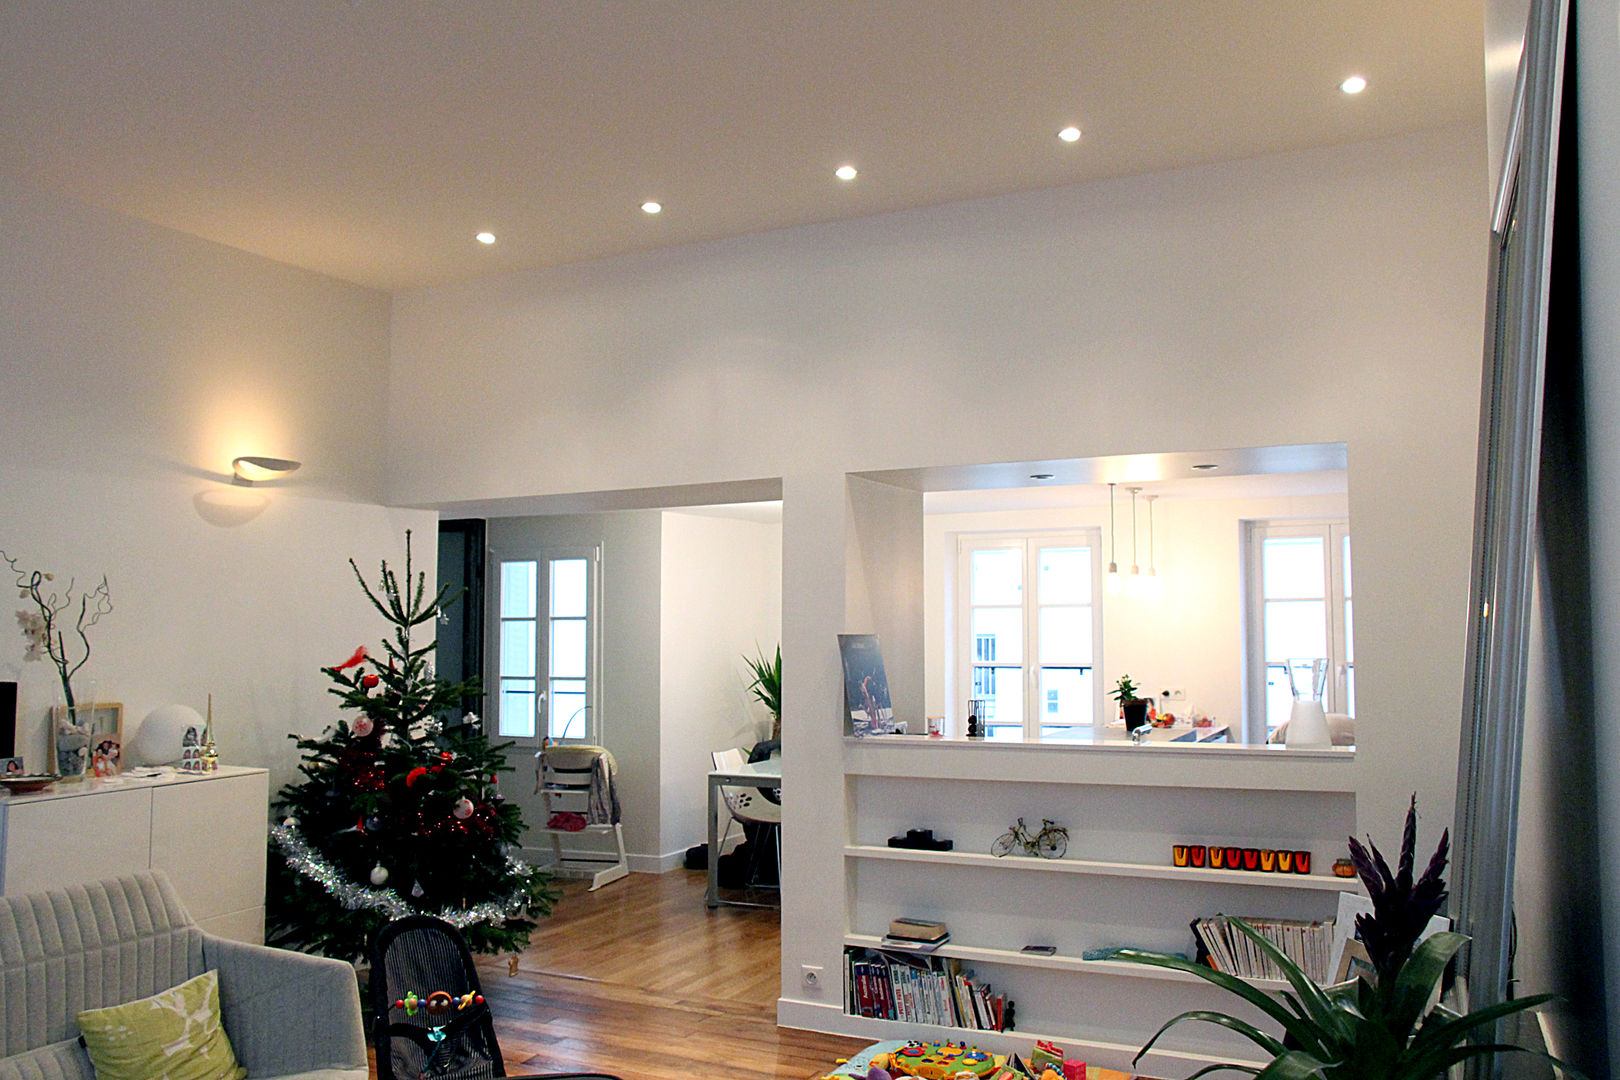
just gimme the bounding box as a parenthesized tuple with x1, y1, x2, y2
(888, 1041, 999, 1079)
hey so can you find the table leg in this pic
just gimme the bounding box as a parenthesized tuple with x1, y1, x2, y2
(706, 774, 720, 908)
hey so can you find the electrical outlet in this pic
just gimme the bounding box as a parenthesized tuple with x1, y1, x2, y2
(1160, 687, 1187, 701)
(801, 964, 824, 989)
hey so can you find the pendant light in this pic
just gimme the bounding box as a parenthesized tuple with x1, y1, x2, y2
(1126, 487, 1144, 595)
(1144, 494, 1164, 597)
(1105, 483, 1122, 594)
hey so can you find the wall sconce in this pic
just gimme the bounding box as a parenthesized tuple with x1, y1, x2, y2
(231, 456, 301, 485)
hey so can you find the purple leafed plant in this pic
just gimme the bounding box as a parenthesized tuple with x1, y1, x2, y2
(1348, 794, 1450, 984)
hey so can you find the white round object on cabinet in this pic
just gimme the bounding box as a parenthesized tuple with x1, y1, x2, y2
(131, 704, 205, 765)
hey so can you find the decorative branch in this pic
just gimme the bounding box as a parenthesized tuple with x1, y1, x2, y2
(4, 549, 112, 713)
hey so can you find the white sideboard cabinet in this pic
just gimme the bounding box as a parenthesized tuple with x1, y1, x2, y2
(0, 766, 269, 942)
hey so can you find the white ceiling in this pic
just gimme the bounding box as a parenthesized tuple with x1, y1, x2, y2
(0, 1, 1484, 293)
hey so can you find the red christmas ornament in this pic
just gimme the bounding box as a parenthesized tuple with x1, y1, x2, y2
(362, 673, 380, 689)
(333, 646, 368, 671)
(406, 766, 428, 787)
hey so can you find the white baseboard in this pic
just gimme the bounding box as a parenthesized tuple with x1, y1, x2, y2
(775, 998, 1260, 1078)
(519, 844, 685, 875)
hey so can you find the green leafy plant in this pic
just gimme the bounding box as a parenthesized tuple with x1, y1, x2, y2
(744, 644, 782, 740)
(1110, 674, 1141, 704)
(1116, 797, 1581, 1079)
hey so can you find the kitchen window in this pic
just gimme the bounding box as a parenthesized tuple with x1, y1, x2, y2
(955, 531, 1103, 741)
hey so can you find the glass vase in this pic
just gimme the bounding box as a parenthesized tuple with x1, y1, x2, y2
(1284, 658, 1332, 749)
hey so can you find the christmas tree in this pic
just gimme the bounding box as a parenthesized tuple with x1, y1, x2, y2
(267, 532, 554, 962)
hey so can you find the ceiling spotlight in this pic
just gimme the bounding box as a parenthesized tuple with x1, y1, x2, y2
(1339, 75, 1367, 95)
(475, 232, 496, 245)
(1192, 463, 1219, 471)
(835, 164, 858, 181)
(641, 201, 662, 215)
(1029, 473, 1054, 480)
(1057, 126, 1082, 143)
(232, 456, 302, 485)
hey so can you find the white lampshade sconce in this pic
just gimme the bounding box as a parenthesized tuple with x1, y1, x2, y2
(231, 456, 302, 485)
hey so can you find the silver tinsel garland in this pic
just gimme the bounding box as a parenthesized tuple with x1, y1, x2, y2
(270, 822, 534, 928)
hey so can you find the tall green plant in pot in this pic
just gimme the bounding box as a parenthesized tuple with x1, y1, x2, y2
(744, 644, 781, 741)
(1116, 797, 1580, 1079)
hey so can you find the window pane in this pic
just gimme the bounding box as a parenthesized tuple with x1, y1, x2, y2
(970, 607, 1024, 664)
(499, 679, 535, 738)
(500, 620, 535, 677)
(1039, 667, 1092, 729)
(1262, 537, 1325, 600)
(550, 679, 587, 739)
(970, 548, 1023, 606)
(1038, 606, 1092, 665)
(1037, 547, 1090, 605)
(500, 561, 537, 618)
(970, 669, 1022, 733)
(1342, 535, 1353, 597)
(551, 558, 587, 618)
(1264, 598, 1327, 661)
(550, 617, 587, 678)
(1344, 599, 1354, 662)
(1346, 665, 1356, 717)
(986, 725, 1023, 742)
(1263, 664, 1293, 732)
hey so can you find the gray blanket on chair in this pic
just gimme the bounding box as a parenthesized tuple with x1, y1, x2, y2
(538, 744, 621, 825)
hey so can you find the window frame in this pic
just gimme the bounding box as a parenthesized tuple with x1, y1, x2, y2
(1240, 518, 1352, 743)
(952, 529, 1105, 742)
(488, 543, 603, 746)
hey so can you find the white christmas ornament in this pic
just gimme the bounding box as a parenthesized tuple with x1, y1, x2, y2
(369, 864, 389, 886)
(351, 716, 375, 738)
(453, 797, 475, 820)
(283, 816, 299, 828)
(131, 704, 205, 765)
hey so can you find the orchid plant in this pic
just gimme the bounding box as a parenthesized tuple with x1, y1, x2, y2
(4, 549, 113, 715)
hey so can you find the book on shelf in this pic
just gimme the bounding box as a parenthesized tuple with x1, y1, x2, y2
(843, 945, 1013, 1032)
(880, 933, 950, 952)
(1191, 915, 1335, 984)
(888, 917, 949, 942)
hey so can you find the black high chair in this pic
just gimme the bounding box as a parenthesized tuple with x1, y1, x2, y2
(371, 915, 623, 1080)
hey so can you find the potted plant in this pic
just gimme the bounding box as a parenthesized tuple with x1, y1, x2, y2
(1116, 797, 1581, 1079)
(744, 644, 782, 741)
(1112, 674, 1149, 732)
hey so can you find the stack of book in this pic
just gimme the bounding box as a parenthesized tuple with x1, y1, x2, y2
(843, 946, 1012, 1031)
(1191, 915, 1334, 984)
(881, 917, 949, 952)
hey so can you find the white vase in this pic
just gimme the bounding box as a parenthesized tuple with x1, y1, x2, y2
(1284, 658, 1332, 749)
(1286, 699, 1332, 749)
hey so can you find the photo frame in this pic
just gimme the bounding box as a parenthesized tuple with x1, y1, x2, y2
(839, 634, 898, 737)
(49, 702, 124, 777)
(0, 755, 23, 777)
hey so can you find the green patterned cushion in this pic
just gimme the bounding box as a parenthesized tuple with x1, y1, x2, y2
(76, 970, 247, 1080)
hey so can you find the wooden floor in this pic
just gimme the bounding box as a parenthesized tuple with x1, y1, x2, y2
(375, 869, 1135, 1080)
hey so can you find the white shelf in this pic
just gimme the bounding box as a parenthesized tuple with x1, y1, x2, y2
(845, 844, 1362, 892)
(843, 934, 1292, 991)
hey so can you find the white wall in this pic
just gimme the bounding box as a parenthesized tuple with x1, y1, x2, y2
(486, 511, 665, 866)
(658, 510, 782, 861)
(924, 490, 1350, 734)
(389, 124, 1488, 1014)
(0, 178, 426, 798)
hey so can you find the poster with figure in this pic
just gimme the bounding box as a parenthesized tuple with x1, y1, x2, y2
(839, 634, 899, 737)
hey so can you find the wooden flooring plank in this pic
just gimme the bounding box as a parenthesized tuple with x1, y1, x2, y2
(364, 869, 1143, 1080)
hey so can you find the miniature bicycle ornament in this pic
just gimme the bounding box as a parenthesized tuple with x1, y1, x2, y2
(991, 817, 1068, 859)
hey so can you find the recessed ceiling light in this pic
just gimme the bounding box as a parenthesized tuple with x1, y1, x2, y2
(1192, 463, 1219, 471)
(1339, 75, 1368, 95)
(1057, 126, 1082, 143)
(1029, 473, 1054, 480)
(475, 232, 496, 245)
(835, 164, 858, 181)
(641, 201, 662, 215)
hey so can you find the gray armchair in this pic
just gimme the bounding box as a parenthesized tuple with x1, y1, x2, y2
(0, 872, 366, 1080)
